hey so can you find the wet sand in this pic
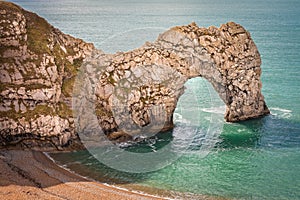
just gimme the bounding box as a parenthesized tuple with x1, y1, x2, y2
(0, 150, 163, 200)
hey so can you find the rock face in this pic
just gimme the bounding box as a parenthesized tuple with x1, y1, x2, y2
(0, 2, 269, 149)
(0, 2, 94, 150)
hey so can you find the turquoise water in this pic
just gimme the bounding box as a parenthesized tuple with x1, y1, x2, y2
(12, 0, 300, 199)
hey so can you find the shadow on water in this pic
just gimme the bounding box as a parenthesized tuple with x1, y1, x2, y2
(50, 131, 174, 185)
(51, 150, 152, 184)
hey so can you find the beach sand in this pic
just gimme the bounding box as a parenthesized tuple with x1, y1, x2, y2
(0, 150, 164, 200)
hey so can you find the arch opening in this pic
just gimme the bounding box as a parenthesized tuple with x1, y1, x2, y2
(173, 77, 225, 153)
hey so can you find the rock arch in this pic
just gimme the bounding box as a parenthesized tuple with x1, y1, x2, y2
(75, 22, 270, 141)
(0, 2, 270, 148)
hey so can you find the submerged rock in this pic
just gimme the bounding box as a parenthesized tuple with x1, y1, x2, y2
(0, 2, 269, 150)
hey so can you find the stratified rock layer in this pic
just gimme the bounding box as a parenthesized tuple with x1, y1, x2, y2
(0, 2, 269, 149)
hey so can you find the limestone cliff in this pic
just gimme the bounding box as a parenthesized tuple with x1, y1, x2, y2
(0, 2, 269, 149)
(0, 2, 94, 150)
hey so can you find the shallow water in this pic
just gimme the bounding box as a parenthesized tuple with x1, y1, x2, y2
(11, 0, 300, 199)
(50, 106, 300, 199)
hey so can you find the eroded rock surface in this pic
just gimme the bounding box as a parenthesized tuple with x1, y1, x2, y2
(0, 2, 94, 150)
(0, 2, 269, 149)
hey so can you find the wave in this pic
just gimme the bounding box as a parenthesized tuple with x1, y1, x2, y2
(269, 107, 293, 119)
(201, 106, 226, 114)
(270, 107, 292, 113)
(173, 113, 191, 124)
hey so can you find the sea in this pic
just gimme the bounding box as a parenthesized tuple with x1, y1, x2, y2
(11, 0, 300, 199)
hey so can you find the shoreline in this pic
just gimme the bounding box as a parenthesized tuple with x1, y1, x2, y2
(46, 151, 227, 200)
(0, 149, 226, 200)
(43, 151, 172, 199)
(0, 149, 164, 200)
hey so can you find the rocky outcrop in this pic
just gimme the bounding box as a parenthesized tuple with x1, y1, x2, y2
(0, 2, 94, 150)
(0, 2, 269, 149)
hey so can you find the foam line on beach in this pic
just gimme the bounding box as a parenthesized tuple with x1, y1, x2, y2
(44, 152, 169, 199)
